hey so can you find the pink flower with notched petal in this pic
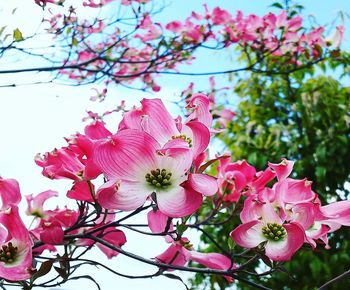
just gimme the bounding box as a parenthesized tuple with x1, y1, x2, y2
(231, 202, 305, 261)
(119, 98, 210, 159)
(0, 206, 33, 281)
(211, 7, 233, 25)
(94, 129, 217, 218)
(25, 190, 58, 218)
(268, 158, 295, 181)
(326, 25, 345, 48)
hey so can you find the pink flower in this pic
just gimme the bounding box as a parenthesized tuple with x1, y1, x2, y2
(77, 215, 127, 259)
(231, 202, 305, 261)
(268, 158, 295, 181)
(211, 7, 232, 25)
(67, 181, 94, 202)
(155, 238, 234, 282)
(0, 206, 33, 281)
(35, 148, 86, 181)
(326, 25, 345, 47)
(40, 221, 64, 245)
(94, 129, 217, 217)
(119, 98, 210, 158)
(166, 21, 183, 33)
(186, 93, 213, 129)
(26, 190, 58, 218)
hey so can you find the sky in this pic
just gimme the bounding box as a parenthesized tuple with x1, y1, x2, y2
(0, 0, 349, 289)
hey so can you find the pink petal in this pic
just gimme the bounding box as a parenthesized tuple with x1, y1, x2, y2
(260, 201, 282, 224)
(40, 221, 64, 245)
(188, 173, 218, 196)
(26, 190, 59, 217)
(0, 178, 22, 210)
(0, 206, 32, 281)
(240, 196, 263, 223)
(147, 210, 174, 242)
(156, 186, 202, 218)
(225, 160, 256, 183)
(265, 223, 304, 261)
(97, 229, 127, 259)
(289, 203, 315, 230)
(268, 159, 294, 180)
(230, 220, 266, 248)
(119, 99, 179, 145)
(156, 149, 192, 180)
(252, 167, 275, 192)
(277, 178, 315, 204)
(84, 120, 111, 139)
(189, 251, 234, 282)
(97, 179, 150, 211)
(157, 138, 192, 158)
(186, 93, 212, 128)
(183, 121, 210, 157)
(155, 244, 188, 269)
(67, 181, 94, 202)
(321, 200, 350, 226)
(93, 129, 159, 180)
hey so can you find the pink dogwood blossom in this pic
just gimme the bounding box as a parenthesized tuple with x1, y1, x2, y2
(0, 206, 33, 281)
(94, 129, 217, 217)
(231, 202, 305, 261)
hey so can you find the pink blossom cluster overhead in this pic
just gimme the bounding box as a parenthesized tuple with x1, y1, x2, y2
(37, 1, 344, 93)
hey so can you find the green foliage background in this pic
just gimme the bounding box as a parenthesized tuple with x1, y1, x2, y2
(191, 2, 350, 289)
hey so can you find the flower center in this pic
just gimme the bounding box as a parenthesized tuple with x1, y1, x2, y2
(262, 223, 286, 241)
(145, 169, 172, 188)
(171, 135, 192, 147)
(0, 242, 18, 264)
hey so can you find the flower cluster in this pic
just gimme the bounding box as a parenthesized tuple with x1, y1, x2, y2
(36, 1, 344, 95)
(1, 94, 350, 285)
(219, 158, 350, 261)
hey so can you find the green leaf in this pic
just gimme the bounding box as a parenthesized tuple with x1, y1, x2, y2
(13, 28, 23, 41)
(72, 37, 78, 47)
(0, 26, 6, 37)
(176, 222, 188, 236)
(227, 238, 236, 250)
(270, 2, 284, 9)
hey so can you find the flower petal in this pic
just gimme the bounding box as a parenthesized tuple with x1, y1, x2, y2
(268, 159, 294, 181)
(119, 98, 179, 145)
(188, 173, 218, 196)
(183, 121, 210, 158)
(0, 178, 21, 210)
(94, 129, 159, 181)
(156, 186, 202, 218)
(97, 179, 150, 211)
(230, 220, 266, 248)
(265, 222, 304, 261)
(147, 210, 174, 242)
